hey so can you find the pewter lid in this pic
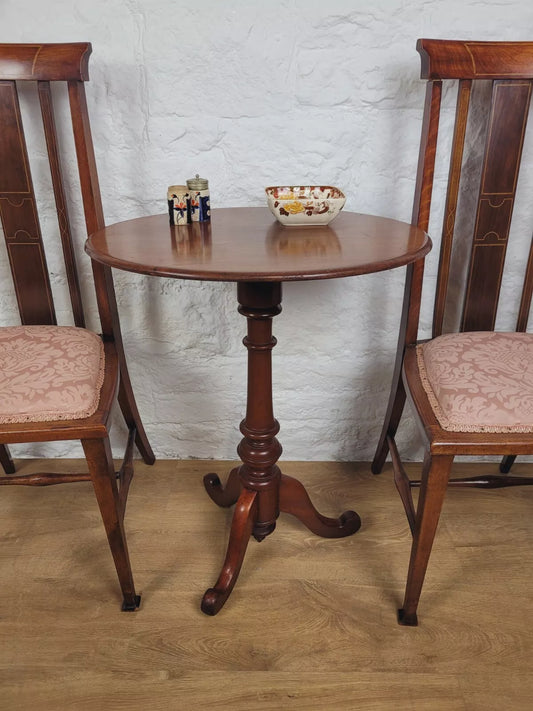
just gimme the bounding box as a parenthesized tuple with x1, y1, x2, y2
(187, 173, 209, 190)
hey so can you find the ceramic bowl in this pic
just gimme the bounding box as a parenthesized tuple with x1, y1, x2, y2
(265, 185, 346, 226)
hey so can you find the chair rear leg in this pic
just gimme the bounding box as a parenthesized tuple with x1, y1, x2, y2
(118, 369, 155, 466)
(399, 452, 453, 626)
(371, 376, 406, 474)
(82, 437, 140, 611)
(500, 455, 516, 473)
(0, 444, 15, 474)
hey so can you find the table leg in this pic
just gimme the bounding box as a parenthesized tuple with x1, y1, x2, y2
(204, 467, 241, 507)
(201, 489, 257, 616)
(279, 473, 361, 537)
(201, 281, 361, 615)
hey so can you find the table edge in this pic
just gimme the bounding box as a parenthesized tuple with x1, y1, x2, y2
(85, 210, 432, 282)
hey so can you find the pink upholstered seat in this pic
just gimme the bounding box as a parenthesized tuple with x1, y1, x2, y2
(417, 331, 533, 433)
(0, 326, 105, 424)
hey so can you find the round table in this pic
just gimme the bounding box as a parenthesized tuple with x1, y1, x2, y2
(86, 207, 431, 615)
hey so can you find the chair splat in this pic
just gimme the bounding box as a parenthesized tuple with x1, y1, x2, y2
(461, 79, 532, 331)
(0, 79, 56, 325)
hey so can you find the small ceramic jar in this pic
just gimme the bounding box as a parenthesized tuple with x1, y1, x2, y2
(167, 185, 189, 225)
(186, 174, 210, 222)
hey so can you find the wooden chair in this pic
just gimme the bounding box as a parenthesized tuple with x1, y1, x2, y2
(0, 43, 155, 610)
(372, 39, 533, 625)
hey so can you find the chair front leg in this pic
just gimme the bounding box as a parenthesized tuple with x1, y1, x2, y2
(399, 451, 453, 626)
(82, 436, 140, 611)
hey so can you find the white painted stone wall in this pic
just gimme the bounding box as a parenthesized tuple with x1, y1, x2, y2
(2, 0, 533, 461)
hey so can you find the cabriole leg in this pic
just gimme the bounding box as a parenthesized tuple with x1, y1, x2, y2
(201, 489, 257, 615)
(279, 473, 361, 537)
(204, 466, 241, 507)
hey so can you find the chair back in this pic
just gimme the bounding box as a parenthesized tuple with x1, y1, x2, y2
(0, 42, 105, 329)
(411, 39, 533, 338)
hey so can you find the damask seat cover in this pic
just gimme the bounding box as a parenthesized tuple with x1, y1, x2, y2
(0, 326, 105, 424)
(417, 331, 533, 433)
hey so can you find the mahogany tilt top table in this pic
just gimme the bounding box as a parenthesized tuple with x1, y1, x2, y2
(86, 207, 431, 615)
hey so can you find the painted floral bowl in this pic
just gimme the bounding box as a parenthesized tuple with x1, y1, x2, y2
(265, 185, 346, 226)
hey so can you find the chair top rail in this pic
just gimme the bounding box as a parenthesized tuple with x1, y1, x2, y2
(0, 43, 91, 81)
(417, 39, 533, 81)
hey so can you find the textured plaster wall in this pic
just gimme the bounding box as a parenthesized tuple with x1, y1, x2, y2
(2, 0, 533, 460)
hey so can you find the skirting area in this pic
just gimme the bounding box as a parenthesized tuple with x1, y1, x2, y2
(1, 459, 532, 710)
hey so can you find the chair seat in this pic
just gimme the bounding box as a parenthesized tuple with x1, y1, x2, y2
(416, 331, 533, 433)
(0, 325, 105, 424)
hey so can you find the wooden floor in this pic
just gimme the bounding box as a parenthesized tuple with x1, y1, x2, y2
(1, 459, 533, 710)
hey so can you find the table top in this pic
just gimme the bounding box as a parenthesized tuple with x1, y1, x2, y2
(85, 207, 431, 282)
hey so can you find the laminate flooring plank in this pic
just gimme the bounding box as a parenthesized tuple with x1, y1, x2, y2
(0, 459, 532, 709)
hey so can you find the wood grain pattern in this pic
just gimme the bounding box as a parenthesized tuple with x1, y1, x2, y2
(85, 209, 431, 282)
(1, 458, 533, 709)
